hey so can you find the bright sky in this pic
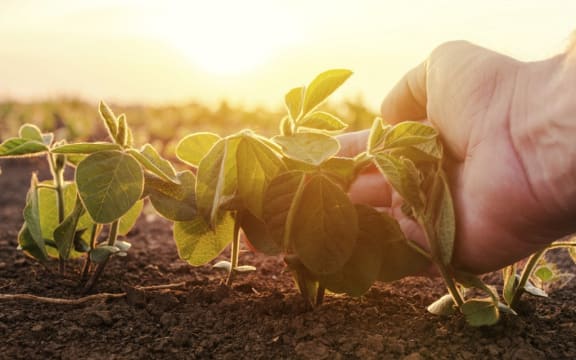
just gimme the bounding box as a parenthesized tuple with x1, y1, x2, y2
(0, 0, 575, 110)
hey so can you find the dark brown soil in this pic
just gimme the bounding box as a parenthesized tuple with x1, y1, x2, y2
(1, 158, 576, 360)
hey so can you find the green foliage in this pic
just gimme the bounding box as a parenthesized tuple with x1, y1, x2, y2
(2, 69, 571, 328)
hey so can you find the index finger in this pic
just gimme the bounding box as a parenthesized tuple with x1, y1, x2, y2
(381, 60, 428, 124)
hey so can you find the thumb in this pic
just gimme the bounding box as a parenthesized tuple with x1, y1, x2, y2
(381, 60, 428, 124)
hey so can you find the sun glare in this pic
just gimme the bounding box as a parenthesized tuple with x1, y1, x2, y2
(151, 2, 302, 76)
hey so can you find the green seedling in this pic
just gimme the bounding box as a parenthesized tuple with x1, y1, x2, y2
(174, 69, 430, 306)
(0, 101, 181, 291)
(2, 69, 574, 326)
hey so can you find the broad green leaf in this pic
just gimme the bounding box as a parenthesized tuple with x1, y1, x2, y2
(274, 133, 340, 166)
(76, 150, 144, 223)
(173, 212, 235, 266)
(262, 171, 305, 251)
(0, 138, 48, 157)
(145, 171, 197, 221)
(460, 298, 500, 327)
(236, 135, 285, 219)
(291, 175, 358, 275)
(502, 265, 517, 305)
(317, 205, 384, 296)
(240, 210, 282, 256)
(176, 132, 221, 167)
(367, 117, 387, 154)
(285, 86, 304, 121)
(53, 196, 85, 260)
(383, 121, 438, 149)
(18, 224, 48, 261)
(427, 294, 456, 316)
(354, 207, 430, 282)
(374, 153, 423, 211)
(302, 69, 353, 115)
(319, 157, 356, 189)
(196, 137, 240, 225)
(299, 111, 348, 132)
(116, 114, 128, 146)
(19, 175, 48, 261)
(51, 142, 122, 154)
(128, 144, 178, 183)
(18, 124, 43, 142)
(99, 101, 118, 141)
(118, 199, 144, 235)
(425, 171, 455, 265)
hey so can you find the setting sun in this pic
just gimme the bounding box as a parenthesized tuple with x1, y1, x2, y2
(149, 1, 302, 75)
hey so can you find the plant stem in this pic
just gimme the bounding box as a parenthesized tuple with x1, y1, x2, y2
(84, 221, 119, 293)
(225, 211, 242, 286)
(80, 224, 99, 284)
(510, 249, 546, 308)
(420, 218, 464, 307)
(48, 153, 66, 274)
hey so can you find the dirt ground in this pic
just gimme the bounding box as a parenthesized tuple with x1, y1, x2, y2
(1, 158, 576, 360)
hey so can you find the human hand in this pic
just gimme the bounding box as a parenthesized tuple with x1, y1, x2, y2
(340, 41, 576, 274)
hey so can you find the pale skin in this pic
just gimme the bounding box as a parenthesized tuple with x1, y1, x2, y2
(339, 40, 576, 274)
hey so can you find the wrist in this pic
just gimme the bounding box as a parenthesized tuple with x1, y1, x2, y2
(511, 53, 576, 225)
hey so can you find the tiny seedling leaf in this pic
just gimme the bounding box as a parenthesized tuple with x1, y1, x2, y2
(18, 124, 44, 143)
(234, 265, 257, 273)
(173, 212, 235, 266)
(302, 69, 352, 115)
(99, 101, 118, 141)
(290, 175, 358, 275)
(285, 86, 304, 121)
(373, 153, 423, 211)
(367, 117, 387, 154)
(460, 298, 500, 327)
(274, 133, 340, 166)
(176, 132, 221, 167)
(76, 150, 144, 223)
(51, 142, 122, 154)
(502, 264, 517, 305)
(299, 111, 348, 132)
(213, 260, 232, 271)
(383, 121, 438, 149)
(427, 294, 456, 316)
(90, 245, 119, 264)
(128, 144, 179, 183)
(0, 138, 48, 157)
(116, 114, 128, 146)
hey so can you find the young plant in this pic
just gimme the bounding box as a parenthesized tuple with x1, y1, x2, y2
(173, 70, 430, 307)
(0, 102, 181, 291)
